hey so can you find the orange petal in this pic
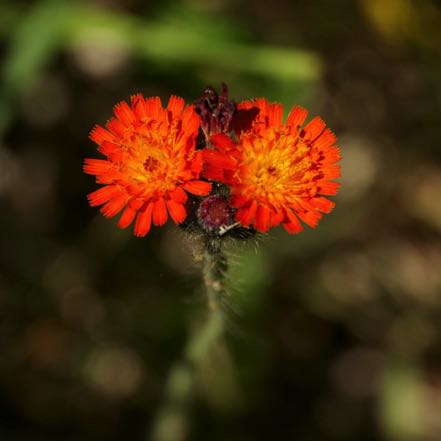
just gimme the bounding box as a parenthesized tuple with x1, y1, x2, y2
(118, 205, 137, 229)
(183, 180, 212, 196)
(325, 146, 341, 162)
(114, 101, 135, 126)
(98, 140, 120, 157)
(267, 103, 284, 127)
(131, 94, 148, 120)
(152, 198, 168, 226)
(189, 150, 202, 175)
(270, 208, 284, 227)
(250, 98, 269, 114)
(286, 106, 308, 129)
(83, 159, 112, 176)
(128, 198, 144, 211)
(314, 128, 337, 150)
(202, 149, 236, 170)
(283, 208, 303, 234)
(181, 105, 199, 135)
(283, 221, 303, 234)
(134, 202, 153, 237)
(292, 199, 321, 228)
(223, 169, 235, 185)
(169, 186, 188, 204)
(303, 116, 326, 141)
(231, 195, 248, 208)
(89, 125, 114, 145)
(167, 96, 185, 118)
(236, 200, 257, 227)
(100, 194, 127, 218)
(323, 165, 341, 180)
(238, 98, 273, 131)
(144, 97, 162, 120)
(237, 99, 258, 111)
(107, 117, 126, 138)
(310, 196, 335, 213)
(203, 163, 225, 182)
(318, 181, 340, 196)
(254, 205, 271, 232)
(166, 199, 186, 224)
(211, 133, 236, 151)
(87, 185, 120, 207)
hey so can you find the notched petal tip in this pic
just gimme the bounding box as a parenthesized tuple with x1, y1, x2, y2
(89, 125, 113, 144)
(118, 205, 137, 229)
(152, 198, 168, 226)
(100, 194, 127, 218)
(87, 185, 119, 207)
(134, 203, 153, 237)
(167, 95, 185, 117)
(166, 199, 187, 224)
(83, 158, 112, 175)
(113, 100, 135, 126)
(302, 116, 326, 141)
(286, 105, 308, 129)
(283, 209, 303, 234)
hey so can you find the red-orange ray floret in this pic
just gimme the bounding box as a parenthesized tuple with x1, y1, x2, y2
(202, 98, 341, 234)
(84, 95, 211, 236)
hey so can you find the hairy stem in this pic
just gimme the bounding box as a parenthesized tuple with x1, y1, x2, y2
(149, 238, 227, 441)
(203, 237, 228, 312)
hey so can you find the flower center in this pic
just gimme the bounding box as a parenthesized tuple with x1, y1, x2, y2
(238, 129, 316, 204)
(144, 156, 160, 173)
(120, 131, 184, 195)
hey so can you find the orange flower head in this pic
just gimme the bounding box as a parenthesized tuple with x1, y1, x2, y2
(84, 95, 211, 236)
(203, 98, 341, 234)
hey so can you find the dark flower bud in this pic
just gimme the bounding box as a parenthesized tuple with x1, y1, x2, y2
(197, 194, 236, 235)
(194, 83, 236, 140)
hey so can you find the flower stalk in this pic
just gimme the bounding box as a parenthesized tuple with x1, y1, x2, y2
(202, 237, 228, 313)
(150, 239, 227, 441)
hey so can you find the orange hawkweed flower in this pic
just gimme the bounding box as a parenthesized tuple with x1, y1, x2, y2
(84, 95, 211, 236)
(203, 98, 341, 234)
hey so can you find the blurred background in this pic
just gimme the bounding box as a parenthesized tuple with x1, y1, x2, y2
(1, 0, 441, 440)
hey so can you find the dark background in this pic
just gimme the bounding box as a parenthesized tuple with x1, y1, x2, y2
(1, 0, 441, 440)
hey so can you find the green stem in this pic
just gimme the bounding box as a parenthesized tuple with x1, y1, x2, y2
(202, 237, 228, 313)
(149, 238, 227, 441)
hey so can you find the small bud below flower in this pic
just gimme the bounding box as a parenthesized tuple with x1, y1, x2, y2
(197, 194, 235, 234)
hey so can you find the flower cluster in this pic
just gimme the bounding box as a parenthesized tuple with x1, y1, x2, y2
(84, 85, 340, 237)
